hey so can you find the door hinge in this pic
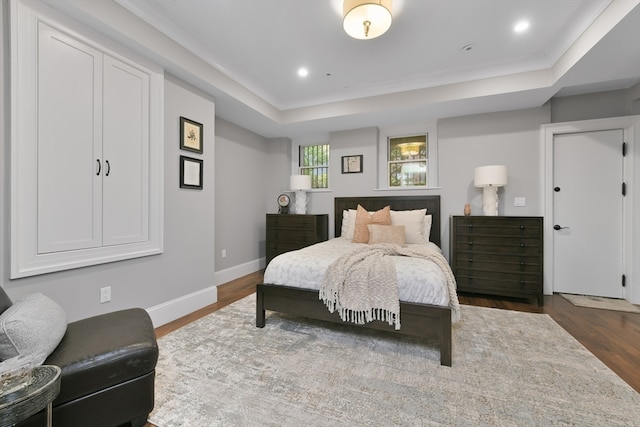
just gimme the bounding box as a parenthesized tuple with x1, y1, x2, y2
(622, 182, 626, 196)
(622, 274, 626, 287)
(622, 142, 627, 157)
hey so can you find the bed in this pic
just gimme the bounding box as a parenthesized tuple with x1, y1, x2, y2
(256, 195, 457, 366)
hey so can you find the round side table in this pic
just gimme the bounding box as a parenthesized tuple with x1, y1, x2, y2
(0, 365, 61, 427)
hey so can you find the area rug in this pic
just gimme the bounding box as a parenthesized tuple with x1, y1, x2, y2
(561, 293, 640, 313)
(148, 295, 640, 427)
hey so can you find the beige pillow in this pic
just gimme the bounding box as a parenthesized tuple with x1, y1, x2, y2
(367, 225, 406, 246)
(390, 209, 427, 244)
(352, 205, 391, 243)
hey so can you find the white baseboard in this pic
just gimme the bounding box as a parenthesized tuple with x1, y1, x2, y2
(147, 257, 265, 327)
(146, 285, 217, 328)
(214, 257, 265, 286)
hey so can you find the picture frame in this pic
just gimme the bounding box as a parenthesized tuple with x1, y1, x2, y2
(180, 155, 203, 190)
(341, 155, 363, 174)
(180, 116, 203, 154)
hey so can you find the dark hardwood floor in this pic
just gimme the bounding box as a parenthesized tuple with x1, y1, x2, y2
(147, 271, 639, 425)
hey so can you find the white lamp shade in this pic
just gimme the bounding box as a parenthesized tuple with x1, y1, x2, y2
(290, 174, 311, 191)
(474, 165, 507, 187)
(343, 0, 393, 40)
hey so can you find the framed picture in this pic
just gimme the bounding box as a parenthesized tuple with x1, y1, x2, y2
(180, 156, 203, 190)
(341, 155, 363, 174)
(180, 117, 203, 154)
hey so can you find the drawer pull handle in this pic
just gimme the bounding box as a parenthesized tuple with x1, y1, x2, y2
(468, 258, 473, 263)
(468, 242, 473, 246)
(520, 243, 525, 248)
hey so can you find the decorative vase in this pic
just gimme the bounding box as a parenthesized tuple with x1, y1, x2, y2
(464, 203, 471, 216)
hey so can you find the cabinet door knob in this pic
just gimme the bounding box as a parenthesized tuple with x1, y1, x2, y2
(105, 160, 111, 176)
(96, 159, 101, 176)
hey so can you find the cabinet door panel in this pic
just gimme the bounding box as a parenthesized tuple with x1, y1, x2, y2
(37, 23, 102, 253)
(102, 55, 150, 246)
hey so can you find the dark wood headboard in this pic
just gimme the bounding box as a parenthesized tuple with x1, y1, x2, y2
(334, 196, 441, 247)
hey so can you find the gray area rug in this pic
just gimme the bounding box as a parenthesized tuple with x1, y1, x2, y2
(149, 295, 640, 426)
(561, 293, 640, 313)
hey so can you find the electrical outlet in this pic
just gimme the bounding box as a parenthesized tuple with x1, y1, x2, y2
(100, 286, 111, 303)
(222, 249, 227, 258)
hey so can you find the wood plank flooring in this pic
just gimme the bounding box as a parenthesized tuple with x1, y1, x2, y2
(147, 270, 639, 426)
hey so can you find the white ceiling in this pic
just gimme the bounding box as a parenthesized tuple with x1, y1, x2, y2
(98, 1, 640, 140)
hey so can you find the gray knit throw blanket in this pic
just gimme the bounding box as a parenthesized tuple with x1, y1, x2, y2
(320, 243, 461, 330)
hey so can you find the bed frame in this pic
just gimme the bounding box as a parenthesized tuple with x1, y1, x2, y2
(256, 195, 452, 366)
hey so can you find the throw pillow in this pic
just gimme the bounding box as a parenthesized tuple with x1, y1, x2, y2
(352, 205, 391, 243)
(0, 293, 67, 366)
(367, 224, 406, 246)
(390, 209, 427, 244)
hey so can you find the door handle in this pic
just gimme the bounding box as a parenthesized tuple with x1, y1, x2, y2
(96, 159, 101, 175)
(553, 224, 570, 231)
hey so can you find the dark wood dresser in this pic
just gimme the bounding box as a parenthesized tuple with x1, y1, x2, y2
(450, 216, 543, 305)
(266, 214, 329, 266)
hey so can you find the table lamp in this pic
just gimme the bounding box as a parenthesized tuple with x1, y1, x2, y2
(474, 165, 507, 216)
(290, 174, 311, 214)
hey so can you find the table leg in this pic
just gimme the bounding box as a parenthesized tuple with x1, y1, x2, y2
(46, 402, 52, 427)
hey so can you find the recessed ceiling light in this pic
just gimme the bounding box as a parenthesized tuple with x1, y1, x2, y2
(297, 67, 309, 78)
(514, 20, 530, 33)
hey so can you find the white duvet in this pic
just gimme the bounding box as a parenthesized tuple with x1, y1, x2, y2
(263, 238, 451, 307)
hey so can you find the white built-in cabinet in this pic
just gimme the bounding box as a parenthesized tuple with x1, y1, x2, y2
(10, 1, 164, 278)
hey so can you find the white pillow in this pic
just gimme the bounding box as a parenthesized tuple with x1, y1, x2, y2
(390, 209, 427, 244)
(0, 293, 67, 366)
(341, 209, 357, 239)
(423, 215, 433, 243)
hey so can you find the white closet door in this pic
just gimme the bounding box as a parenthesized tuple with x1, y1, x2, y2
(37, 23, 103, 253)
(102, 55, 150, 246)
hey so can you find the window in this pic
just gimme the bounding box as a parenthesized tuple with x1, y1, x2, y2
(388, 134, 428, 187)
(299, 144, 329, 189)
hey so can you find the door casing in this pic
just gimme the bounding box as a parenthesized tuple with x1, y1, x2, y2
(542, 116, 640, 304)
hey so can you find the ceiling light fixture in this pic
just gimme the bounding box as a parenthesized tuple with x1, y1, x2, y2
(343, 0, 392, 40)
(514, 20, 530, 33)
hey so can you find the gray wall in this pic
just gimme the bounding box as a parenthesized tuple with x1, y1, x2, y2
(551, 88, 636, 123)
(214, 118, 270, 273)
(1, 3, 218, 322)
(299, 107, 550, 258)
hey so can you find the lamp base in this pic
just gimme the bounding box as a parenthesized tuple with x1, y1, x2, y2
(294, 190, 307, 214)
(482, 186, 499, 216)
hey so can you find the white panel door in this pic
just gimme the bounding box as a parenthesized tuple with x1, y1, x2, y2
(37, 23, 103, 253)
(553, 130, 624, 298)
(102, 56, 150, 246)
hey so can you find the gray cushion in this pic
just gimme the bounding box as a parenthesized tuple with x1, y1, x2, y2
(0, 293, 67, 366)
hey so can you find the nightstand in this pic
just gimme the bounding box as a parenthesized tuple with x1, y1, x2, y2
(450, 216, 543, 305)
(266, 214, 329, 265)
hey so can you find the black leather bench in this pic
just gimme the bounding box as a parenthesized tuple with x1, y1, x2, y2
(0, 287, 158, 427)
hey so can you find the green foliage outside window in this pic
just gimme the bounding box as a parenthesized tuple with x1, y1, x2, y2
(300, 144, 329, 189)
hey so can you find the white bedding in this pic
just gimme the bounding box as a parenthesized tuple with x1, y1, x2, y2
(263, 238, 451, 307)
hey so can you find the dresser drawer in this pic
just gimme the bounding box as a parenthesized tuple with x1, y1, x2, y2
(454, 238, 541, 256)
(453, 217, 541, 236)
(454, 254, 541, 273)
